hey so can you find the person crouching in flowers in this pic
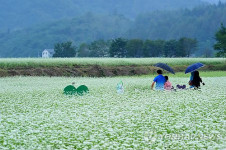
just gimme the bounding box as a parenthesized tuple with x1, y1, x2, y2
(151, 70, 166, 90)
(164, 76, 172, 90)
(192, 70, 205, 89)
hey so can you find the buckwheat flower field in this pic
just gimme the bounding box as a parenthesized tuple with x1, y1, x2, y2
(0, 76, 225, 149)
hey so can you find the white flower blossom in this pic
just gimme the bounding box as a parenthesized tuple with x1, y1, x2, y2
(0, 76, 225, 149)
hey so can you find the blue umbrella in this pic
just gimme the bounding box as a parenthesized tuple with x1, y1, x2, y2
(154, 63, 175, 74)
(185, 63, 204, 74)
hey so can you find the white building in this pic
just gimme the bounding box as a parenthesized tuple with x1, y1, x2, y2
(42, 49, 54, 58)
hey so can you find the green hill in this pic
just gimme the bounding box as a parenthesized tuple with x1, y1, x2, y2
(0, 14, 131, 57)
(0, 3, 226, 57)
(126, 3, 226, 56)
(0, 0, 204, 31)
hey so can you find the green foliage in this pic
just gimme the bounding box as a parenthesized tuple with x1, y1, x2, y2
(89, 40, 110, 57)
(112, 38, 197, 57)
(77, 40, 111, 57)
(178, 37, 198, 57)
(126, 39, 143, 57)
(143, 40, 160, 57)
(214, 23, 226, 57)
(78, 37, 197, 58)
(109, 38, 128, 57)
(164, 40, 178, 57)
(53, 41, 76, 57)
(77, 43, 90, 57)
(143, 40, 165, 57)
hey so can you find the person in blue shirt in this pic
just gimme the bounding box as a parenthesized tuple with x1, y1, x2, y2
(151, 70, 166, 90)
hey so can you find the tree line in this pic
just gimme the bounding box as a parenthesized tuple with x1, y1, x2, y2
(53, 37, 198, 58)
(54, 21, 226, 58)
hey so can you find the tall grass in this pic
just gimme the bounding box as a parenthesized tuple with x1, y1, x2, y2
(0, 58, 225, 68)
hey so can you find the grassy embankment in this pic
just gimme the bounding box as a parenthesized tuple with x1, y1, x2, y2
(0, 58, 225, 77)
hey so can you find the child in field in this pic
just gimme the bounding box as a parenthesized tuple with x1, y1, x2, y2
(151, 70, 166, 90)
(164, 76, 172, 90)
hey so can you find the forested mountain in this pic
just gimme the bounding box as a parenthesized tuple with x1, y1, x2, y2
(0, 14, 131, 57)
(0, 0, 205, 31)
(0, 2, 225, 57)
(126, 3, 226, 55)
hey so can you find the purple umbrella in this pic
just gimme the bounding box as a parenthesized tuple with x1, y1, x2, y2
(154, 63, 175, 74)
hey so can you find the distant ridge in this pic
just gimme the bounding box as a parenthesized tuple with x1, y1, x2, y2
(0, 0, 204, 30)
(1, 1, 225, 57)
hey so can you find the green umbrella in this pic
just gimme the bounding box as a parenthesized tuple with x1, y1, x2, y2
(63, 85, 77, 95)
(77, 85, 89, 96)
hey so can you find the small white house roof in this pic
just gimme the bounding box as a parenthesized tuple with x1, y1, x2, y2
(42, 49, 55, 58)
(43, 49, 54, 53)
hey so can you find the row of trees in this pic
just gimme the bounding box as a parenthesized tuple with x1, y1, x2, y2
(53, 42, 76, 57)
(109, 38, 197, 57)
(53, 37, 198, 58)
(53, 23, 226, 58)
